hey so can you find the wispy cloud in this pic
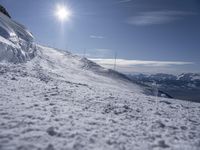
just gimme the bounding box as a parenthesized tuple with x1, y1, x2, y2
(90, 58, 194, 74)
(90, 59, 194, 67)
(127, 10, 195, 26)
(117, 0, 132, 3)
(90, 35, 104, 39)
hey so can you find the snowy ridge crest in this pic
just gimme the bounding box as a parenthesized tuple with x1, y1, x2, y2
(0, 12, 36, 63)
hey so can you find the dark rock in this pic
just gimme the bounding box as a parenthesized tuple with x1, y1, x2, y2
(181, 126, 188, 130)
(46, 127, 57, 136)
(158, 140, 170, 148)
(11, 77, 17, 80)
(156, 121, 166, 128)
(0, 4, 11, 18)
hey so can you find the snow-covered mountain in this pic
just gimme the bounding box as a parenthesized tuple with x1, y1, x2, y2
(177, 73, 200, 81)
(127, 73, 200, 102)
(128, 73, 200, 83)
(0, 8, 200, 150)
(0, 10, 36, 63)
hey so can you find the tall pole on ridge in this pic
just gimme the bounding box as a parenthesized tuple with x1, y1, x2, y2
(114, 51, 117, 71)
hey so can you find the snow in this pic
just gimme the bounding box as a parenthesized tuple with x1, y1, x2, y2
(0, 35, 18, 48)
(0, 45, 200, 150)
(177, 73, 200, 81)
(0, 9, 200, 150)
(0, 12, 36, 63)
(192, 76, 200, 81)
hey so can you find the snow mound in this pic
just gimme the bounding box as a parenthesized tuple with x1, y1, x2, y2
(0, 12, 36, 63)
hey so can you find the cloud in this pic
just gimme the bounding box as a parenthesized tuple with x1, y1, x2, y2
(127, 10, 195, 26)
(117, 0, 132, 3)
(89, 58, 194, 74)
(90, 59, 194, 67)
(90, 35, 104, 39)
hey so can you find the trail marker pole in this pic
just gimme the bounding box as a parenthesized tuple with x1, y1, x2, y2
(114, 51, 117, 71)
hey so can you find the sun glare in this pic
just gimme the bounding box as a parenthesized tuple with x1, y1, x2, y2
(55, 4, 71, 22)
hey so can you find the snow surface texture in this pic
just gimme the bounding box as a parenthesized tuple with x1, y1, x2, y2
(0, 10, 200, 150)
(0, 46, 200, 150)
(0, 12, 36, 63)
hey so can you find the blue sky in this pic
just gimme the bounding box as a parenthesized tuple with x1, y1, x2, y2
(1, 0, 200, 74)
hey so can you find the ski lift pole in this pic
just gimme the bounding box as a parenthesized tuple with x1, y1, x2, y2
(114, 51, 117, 71)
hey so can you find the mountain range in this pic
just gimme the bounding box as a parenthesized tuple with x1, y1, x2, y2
(127, 73, 200, 102)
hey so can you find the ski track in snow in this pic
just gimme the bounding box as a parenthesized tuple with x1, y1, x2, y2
(0, 46, 200, 150)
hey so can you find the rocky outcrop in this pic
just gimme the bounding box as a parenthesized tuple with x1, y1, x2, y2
(0, 4, 11, 18)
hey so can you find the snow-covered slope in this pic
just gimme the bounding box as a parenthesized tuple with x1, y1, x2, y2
(177, 73, 200, 81)
(0, 12, 36, 63)
(0, 8, 200, 150)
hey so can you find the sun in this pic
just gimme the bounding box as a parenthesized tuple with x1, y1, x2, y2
(55, 4, 71, 22)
